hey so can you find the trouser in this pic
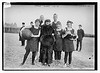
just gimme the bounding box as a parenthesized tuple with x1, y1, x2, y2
(64, 51, 73, 64)
(54, 51, 61, 60)
(22, 49, 36, 64)
(76, 39, 82, 51)
(42, 47, 53, 65)
(21, 40, 25, 46)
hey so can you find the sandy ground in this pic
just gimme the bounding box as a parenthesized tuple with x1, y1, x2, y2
(3, 33, 94, 70)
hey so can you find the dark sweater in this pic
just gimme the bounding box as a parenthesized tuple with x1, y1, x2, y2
(77, 29, 84, 40)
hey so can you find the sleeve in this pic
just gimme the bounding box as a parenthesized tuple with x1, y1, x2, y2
(20, 27, 22, 30)
(72, 29, 77, 39)
(60, 29, 63, 35)
(52, 22, 56, 30)
(60, 29, 63, 38)
(77, 30, 78, 35)
(51, 22, 54, 28)
(40, 26, 43, 37)
(82, 30, 85, 37)
(72, 29, 76, 35)
(62, 30, 66, 35)
(51, 26, 55, 34)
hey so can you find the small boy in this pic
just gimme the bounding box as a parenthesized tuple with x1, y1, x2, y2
(76, 24, 84, 51)
(19, 22, 25, 46)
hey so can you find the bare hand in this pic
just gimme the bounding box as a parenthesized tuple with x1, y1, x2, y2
(31, 34, 34, 37)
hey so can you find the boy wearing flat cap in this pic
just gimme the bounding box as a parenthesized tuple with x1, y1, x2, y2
(76, 24, 84, 52)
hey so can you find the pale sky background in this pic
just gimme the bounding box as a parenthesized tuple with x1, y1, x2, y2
(4, 5, 94, 34)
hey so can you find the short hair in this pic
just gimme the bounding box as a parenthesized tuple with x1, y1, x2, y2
(40, 15, 44, 17)
(22, 22, 25, 25)
(54, 13, 57, 15)
(30, 21, 33, 24)
(35, 19, 40, 23)
(57, 21, 61, 25)
(45, 19, 51, 23)
(79, 24, 82, 27)
(67, 20, 73, 24)
(53, 13, 58, 17)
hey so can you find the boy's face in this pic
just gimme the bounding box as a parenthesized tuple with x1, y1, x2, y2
(46, 22, 50, 25)
(22, 24, 25, 27)
(79, 26, 82, 29)
(67, 23, 72, 28)
(35, 21, 40, 27)
(53, 15, 58, 21)
(40, 15, 44, 21)
(57, 24, 61, 29)
(30, 23, 33, 26)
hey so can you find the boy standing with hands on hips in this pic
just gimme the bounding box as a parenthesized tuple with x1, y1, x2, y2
(76, 24, 84, 52)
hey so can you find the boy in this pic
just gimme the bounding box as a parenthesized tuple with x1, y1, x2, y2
(39, 15, 44, 26)
(19, 22, 25, 46)
(52, 13, 58, 30)
(76, 24, 84, 51)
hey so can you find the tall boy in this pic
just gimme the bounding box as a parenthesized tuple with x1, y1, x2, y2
(76, 25, 84, 51)
(19, 22, 25, 46)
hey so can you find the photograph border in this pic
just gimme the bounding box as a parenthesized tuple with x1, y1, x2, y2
(2, 2, 98, 71)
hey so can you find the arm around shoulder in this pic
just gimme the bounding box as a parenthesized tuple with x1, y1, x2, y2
(31, 30, 41, 37)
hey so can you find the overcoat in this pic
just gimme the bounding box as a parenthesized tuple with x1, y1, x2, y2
(39, 24, 54, 64)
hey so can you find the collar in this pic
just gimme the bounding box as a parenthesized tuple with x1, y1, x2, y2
(67, 27, 72, 30)
(54, 21, 57, 24)
(56, 28, 61, 31)
(34, 25, 39, 29)
(79, 28, 82, 30)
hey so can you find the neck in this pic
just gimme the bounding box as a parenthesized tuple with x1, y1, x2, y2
(67, 27, 72, 30)
(67, 27, 72, 29)
(56, 28, 61, 31)
(34, 25, 39, 29)
(40, 20, 43, 21)
(54, 20, 57, 22)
